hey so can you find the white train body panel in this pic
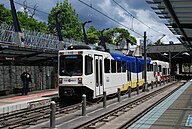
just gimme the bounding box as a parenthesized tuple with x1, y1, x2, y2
(58, 48, 169, 99)
(151, 60, 169, 81)
(58, 50, 128, 99)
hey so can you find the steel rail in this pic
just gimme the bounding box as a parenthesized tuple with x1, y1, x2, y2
(0, 102, 82, 129)
(74, 82, 181, 129)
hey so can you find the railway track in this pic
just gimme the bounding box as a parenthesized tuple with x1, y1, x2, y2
(74, 81, 183, 129)
(0, 101, 82, 129)
(0, 81, 181, 129)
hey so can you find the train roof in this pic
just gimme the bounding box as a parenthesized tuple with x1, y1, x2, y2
(67, 44, 104, 51)
(60, 45, 151, 64)
(110, 53, 151, 64)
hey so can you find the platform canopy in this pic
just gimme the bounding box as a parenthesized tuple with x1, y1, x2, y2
(147, 0, 192, 54)
(0, 44, 58, 65)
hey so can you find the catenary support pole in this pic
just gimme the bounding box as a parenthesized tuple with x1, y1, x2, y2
(144, 31, 148, 91)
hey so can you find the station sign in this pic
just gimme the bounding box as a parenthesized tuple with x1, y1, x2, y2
(0, 57, 15, 61)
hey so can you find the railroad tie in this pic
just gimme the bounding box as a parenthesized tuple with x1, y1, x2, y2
(88, 121, 106, 129)
(103, 116, 116, 122)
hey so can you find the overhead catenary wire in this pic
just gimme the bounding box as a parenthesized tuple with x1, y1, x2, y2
(13, 0, 171, 41)
(14, 1, 49, 16)
(78, 0, 143, 37)
(112, 0, 166, 36)
(14, 0, 153, 38)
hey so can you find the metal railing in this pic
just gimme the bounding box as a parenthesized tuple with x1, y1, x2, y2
(0, 24, 15, 44)
(0, 23, 122, 53)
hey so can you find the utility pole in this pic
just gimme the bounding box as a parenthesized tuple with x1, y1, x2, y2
(10, 0, 24, 47)
(144, 31, 148, 91)
(169, 50, 171, 75)
(55, 10, 65, 49)
(55, 10, 63, 42)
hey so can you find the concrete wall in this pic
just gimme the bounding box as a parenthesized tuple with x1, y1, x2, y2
(0, 65, 57, 94)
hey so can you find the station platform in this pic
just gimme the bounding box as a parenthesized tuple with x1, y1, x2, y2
(0, 89, 58, 115)
(128, 80, 192, 129)
(29, 81, 182, 129)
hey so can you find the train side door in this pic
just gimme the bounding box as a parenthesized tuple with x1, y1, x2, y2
(94, 55, 104, 96)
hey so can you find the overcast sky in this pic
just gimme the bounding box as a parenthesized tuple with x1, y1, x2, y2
(1, 0, 180, 44)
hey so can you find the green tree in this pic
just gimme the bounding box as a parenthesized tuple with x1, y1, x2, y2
(129, 35, 137, 44)
(86, 25, 99, 44)
(0, 4, 48, 33)
(0, 4, 12, 24)
(17, 11, 48, 32)
(48, 0, 83, 41)
(104, 28, 136, 45)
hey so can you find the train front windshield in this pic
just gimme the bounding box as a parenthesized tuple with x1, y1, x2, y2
(59, 55, 82, 76)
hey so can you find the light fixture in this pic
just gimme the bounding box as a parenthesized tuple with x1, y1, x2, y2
(182, 52, 190, 56)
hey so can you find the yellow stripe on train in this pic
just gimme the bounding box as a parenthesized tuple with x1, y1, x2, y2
(120, 79, 145, 91)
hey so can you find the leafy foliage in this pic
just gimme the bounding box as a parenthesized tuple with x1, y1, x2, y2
(0, 4, 48, 33)
(48, 0, 83, 41)
(86, 27, 136, 45)
(0, 4, 12, 24)
(17, 12, 48, 32)
(86, 26, 99, 44)
(0, 2, 137, 45)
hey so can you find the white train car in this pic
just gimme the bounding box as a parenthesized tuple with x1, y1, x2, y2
(58, 49, 128, 99)
(58, 46, 147, 100)
(151, 60, 170, 82)
(147, 61, 156, 84)
(58, 45, 169, 100)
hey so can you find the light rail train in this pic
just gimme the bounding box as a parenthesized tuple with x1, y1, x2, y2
(58, 45, 170, 100)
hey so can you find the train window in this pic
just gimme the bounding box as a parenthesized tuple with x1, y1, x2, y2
(149, 64, 153, 71)
(154, 65, 157, 72)
(141, 64, 143, 72)
(147, 64, 149, 71)
(59, 55, 82, 76)
(131, 62, 135, 72)
(153, 64, 157, 77)
(137, 63, 140, 72)
(117, 60, 121, 73)
(111, 60, 116, 73)
(96, 59, 99, 84)
(151, 64, 153, 71)
(85, 56, 93, 75)
(162, 68, 165, 75)
(139, 63, 142, 72)
(104, 59, 110, 73)
(128, 62, 131, 72)
(100, 60, 103, 85)
(122, 61, 126, 72)
(158, 65, 162, 72)
(127, 71, 131, 81)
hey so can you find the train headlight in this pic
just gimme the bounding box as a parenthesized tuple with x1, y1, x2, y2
(59, 78, 63, 84)
(78, 77, 82, 84)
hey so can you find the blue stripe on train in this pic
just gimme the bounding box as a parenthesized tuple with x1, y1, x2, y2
(110, 53, 151, 73)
